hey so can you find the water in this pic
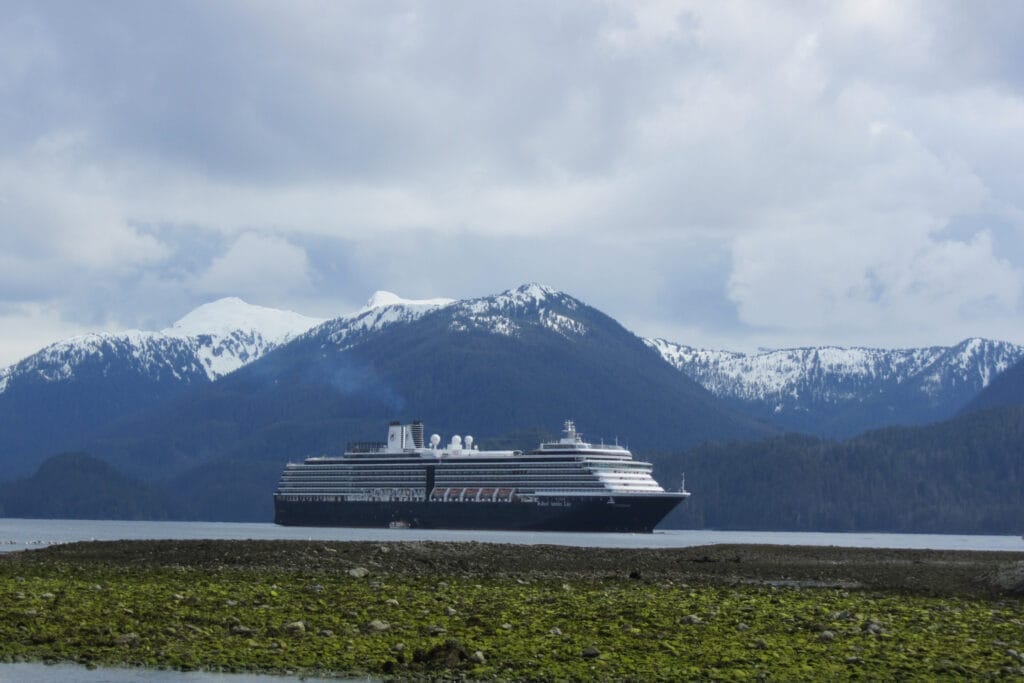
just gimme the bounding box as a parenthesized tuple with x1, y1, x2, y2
(0, 518, 1020, 553)
(0, 662, 357, 682)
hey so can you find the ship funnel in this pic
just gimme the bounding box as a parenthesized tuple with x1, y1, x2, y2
(387, 423, 404, 452)
(411, 421, 425, 449)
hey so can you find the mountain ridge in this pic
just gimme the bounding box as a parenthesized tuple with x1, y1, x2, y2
(647, 336, 1024, 435)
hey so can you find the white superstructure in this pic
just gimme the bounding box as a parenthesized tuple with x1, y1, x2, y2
(275, 420, 687, 503)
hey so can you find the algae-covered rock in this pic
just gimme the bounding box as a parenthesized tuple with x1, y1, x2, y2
(413, 639, 469, 667)
(282, 621, 306, 635)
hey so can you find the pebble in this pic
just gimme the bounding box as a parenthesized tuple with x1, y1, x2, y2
(283, 621, 306, 635)
(737, 623, 750, 631)
(367, 620, 390, 632)
(501, 623, 513, 630)
(391, 643, 405, 653)
(819, 630, 836, 642)
(682, 614, 703, 625)
(116, 632, 140, 646)
(549, 627, 563, 636)
(318, 629, 334, 637)
(385, 598, 400, 607)
(348, 567, 370, 578)
(753, 638, 769, 650)
(445, 606, 458, 616)
(582, 646, 600, 659)
(862, 620, 885, 635)
(470, 650, 486, 664)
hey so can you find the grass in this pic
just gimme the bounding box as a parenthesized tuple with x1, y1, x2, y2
(0, 561, 1022, 680)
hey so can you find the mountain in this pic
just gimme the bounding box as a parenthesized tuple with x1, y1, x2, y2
(659, 405, 1024, 534)
(70, 284, 771, 519)
(962, 357, 1024, 414)
(647, 337, 1024, 436)
(0, 452, 179, 520)
(0, 298, 324, 477)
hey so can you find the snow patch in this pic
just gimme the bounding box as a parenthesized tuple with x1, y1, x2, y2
(541, 310, 587, 338)
(449, 315, 519, 337)
(165, 297, 324, 341)
(359, 291, 455, 313)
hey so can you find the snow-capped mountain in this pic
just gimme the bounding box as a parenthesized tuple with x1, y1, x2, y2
(165, 297, 325, 378)
(447, 284, 589, 338)
(0, 298, 325, 396)
(85, 282, 767, 489)
(325, 291, 455, 348)
(0, 298, 325, 477)
(646, 337, 1024, 436)
(318, 284, 588, 350)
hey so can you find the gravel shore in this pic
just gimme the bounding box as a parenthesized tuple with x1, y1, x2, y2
(7, 539, 1023, 598)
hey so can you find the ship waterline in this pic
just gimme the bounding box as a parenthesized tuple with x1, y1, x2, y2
(274, 420, 689, 533)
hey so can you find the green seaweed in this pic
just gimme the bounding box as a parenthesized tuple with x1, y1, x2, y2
(0, 563, 1021, 680)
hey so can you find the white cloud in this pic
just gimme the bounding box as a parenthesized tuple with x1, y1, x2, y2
(2, 1, 1024, 357)
(192, 233, 313, 303)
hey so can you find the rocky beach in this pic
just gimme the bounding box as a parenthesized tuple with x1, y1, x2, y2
(0, 540, 1022, 679)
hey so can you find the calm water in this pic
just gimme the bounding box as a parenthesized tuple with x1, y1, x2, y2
(0, 518, 1021, 553)
(0, 663, 355, 682)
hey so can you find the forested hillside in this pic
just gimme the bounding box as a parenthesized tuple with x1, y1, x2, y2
(963, 358, 1024, 414)
(0, 453, 179, 520)
(659, 406, 1024, 533)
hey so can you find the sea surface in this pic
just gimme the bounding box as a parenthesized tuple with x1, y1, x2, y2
(0, 517, 1021, 553)
(0, 663, 356, 683)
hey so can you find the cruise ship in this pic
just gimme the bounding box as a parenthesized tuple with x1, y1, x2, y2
(273, 420, 689, 532)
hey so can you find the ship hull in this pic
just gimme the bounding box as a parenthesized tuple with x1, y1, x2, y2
(274, 494, 685, 533)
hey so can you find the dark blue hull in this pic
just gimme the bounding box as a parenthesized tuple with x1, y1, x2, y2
(274, 494, 685, 533)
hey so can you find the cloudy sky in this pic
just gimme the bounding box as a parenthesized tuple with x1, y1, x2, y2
(3, 1, 1024, 366)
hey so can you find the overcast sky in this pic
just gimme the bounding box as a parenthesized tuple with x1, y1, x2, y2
(3, 1, 1024, 366)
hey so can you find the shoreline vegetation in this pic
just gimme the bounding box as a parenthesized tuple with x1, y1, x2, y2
(0, 540, 1022, 680)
